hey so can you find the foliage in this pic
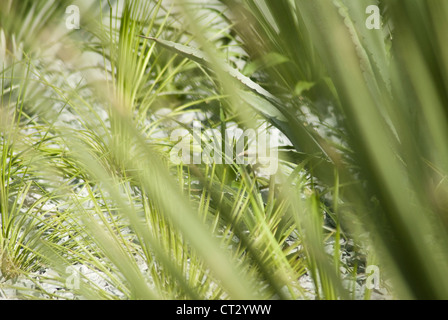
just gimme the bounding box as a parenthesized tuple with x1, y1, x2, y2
(1, 0, 447, 300)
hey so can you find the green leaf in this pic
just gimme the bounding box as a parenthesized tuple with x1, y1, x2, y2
(243, 52, 289, 77)
(294, 81, 315, 96)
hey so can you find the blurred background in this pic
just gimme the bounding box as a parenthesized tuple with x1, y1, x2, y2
(1, 0, 448, 299)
